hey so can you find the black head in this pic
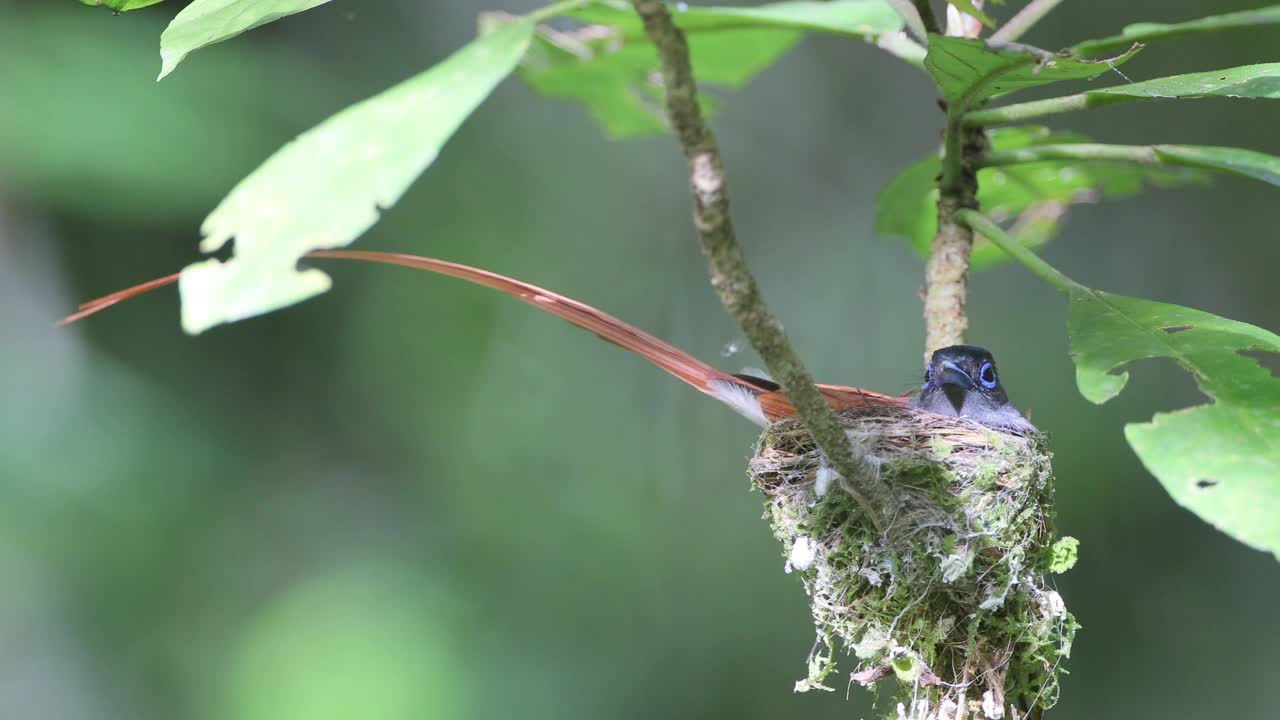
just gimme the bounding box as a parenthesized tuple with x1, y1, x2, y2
(909, 345, 1037, 433)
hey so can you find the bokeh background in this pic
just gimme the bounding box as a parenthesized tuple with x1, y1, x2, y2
(2, 1, 1278, 718)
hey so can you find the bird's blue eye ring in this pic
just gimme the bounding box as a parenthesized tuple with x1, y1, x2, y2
(979, 361, 998, 389)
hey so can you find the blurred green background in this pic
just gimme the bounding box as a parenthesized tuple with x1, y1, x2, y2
(2, 1, 1278, 718)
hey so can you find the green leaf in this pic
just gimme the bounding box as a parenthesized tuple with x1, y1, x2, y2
(924, 34, 1140, 107)
(966, 63, 1280, 125)
(178, 18, 535, 334)
(159, 0, 335, 80)
(1068, 289, 1280, 559)
(876, 127, 1207, 268)
(77, 0, 167, 10)
(520, 0, 901, 137)
(1086, 63, 1280, 103)
(1154, 145, 1280, 186)
(1074, 6, 1280, 56)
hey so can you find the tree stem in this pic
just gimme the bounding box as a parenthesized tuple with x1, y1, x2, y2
(923, 109, 984, 364)
(630, 0, 893, 529)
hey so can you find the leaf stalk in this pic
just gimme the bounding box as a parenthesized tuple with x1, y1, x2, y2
(957, 209, 1080, 294)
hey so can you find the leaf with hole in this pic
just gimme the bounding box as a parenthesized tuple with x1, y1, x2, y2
(1074, 6, 1280, 55)
(159, 0, 335, 79)
(924, 34, 1139, 107)
(179, 18, 535, 334)
(520, 0, 902, 137)
(876, 127, 1208, 268)
(1067, 289, 1280, 560)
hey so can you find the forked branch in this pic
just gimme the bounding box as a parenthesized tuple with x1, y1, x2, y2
(631, 0, 894, 528)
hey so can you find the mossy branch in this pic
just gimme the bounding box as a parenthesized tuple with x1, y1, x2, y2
(630, 0, 893, 529)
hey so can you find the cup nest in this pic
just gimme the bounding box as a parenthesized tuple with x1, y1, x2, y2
(751, 404, 1079, 720)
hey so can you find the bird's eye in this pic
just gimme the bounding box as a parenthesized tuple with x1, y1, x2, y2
(979, 362, 998, 389)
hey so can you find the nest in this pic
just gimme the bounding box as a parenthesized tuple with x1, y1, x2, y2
(752, 404, 1078, 720)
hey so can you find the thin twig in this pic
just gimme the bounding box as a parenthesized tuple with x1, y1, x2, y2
(630, 0, 894, 529)
(990, 0, 1064, 43)
(886, 0, 931, 45)
(978, 143, 1162, 167)
(957, 209, 1080, 294)
(876, 30, 929, 69)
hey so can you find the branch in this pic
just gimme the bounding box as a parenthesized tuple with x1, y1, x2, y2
(990, 0, 1065, 43)
(957, 209, 1080, 293)
(886, 0, 931, 45)
(922, 108, 983, 363)
(630, 0, 893, 528)
(978, 143, 1162, 167)
(963, 92, 1091, 126)
(876, 30, 929, 69)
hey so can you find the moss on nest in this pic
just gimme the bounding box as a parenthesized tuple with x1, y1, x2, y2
(752, 405, 1079, 720)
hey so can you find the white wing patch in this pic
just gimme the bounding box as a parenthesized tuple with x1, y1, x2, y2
(708, 379, 769, 427)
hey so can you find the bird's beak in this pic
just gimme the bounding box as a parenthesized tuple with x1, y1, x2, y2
(938, 360, 973, 388)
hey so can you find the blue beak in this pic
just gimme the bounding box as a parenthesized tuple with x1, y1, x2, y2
(939, 360, 973, 388)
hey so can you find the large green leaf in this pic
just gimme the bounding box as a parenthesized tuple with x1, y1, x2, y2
(1085, 63, 1280, 103)
(77, 0, 167, 10)
(1068, 290, 1280, 560)
(876, 127, 1207, 268)
(178, 19, 535, 334)
(1074, 6, 1280, 56)
(159, 0, 335, 79)
(924, 34, 1139, 107)
(521, 0, 901, 137)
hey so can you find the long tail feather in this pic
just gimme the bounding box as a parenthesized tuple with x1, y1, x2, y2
(308, 250, 758, 397)
(61, 250, 906, 422)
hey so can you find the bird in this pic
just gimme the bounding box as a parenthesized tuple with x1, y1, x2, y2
(910, 345, 1037, 433)
(62, 250, 1035, 433)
